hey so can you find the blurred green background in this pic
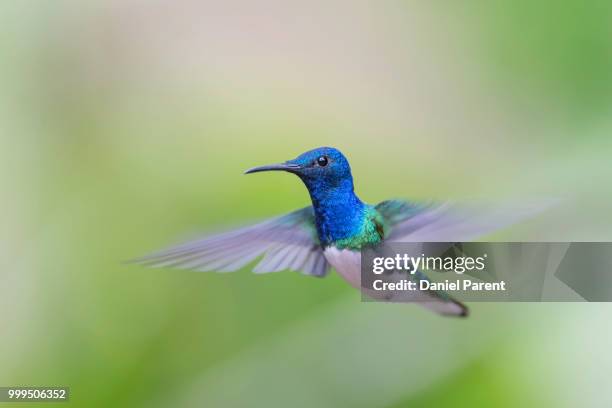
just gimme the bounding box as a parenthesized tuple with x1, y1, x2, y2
(2, 1, 612, 407)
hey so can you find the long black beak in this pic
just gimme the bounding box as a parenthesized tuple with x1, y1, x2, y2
(244, 162, 301, 174)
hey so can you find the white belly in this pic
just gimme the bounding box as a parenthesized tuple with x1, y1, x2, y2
(323, 246, 467, 316)
(323, 247, 362, 289)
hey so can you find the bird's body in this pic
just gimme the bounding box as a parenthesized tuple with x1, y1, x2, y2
(134, 147, 545, 317)
(323, 247, 361, 288)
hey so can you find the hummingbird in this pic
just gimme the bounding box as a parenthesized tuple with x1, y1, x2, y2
(133, 147, 544, 317)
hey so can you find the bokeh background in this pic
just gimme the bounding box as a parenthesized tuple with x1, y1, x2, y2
(2, 1, 612, 407)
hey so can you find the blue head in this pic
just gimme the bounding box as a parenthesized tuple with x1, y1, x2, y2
(288, 147, 354, 188)
(245, 147, 355, 202)
(245, 147, 366, 246)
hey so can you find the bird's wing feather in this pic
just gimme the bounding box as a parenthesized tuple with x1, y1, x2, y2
(376, 199, 548, 242)
(130, 207, 329, 277)
(374, 199, 550, 317)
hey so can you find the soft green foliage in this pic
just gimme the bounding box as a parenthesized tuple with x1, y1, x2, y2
(1, 1, 612, 407)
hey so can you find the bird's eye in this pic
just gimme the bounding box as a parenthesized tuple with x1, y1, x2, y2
(316, 156, 329, 167)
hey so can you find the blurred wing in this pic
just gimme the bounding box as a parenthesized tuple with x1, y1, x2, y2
(377, 199, 549, 242)
(131, 207, 329, 277)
